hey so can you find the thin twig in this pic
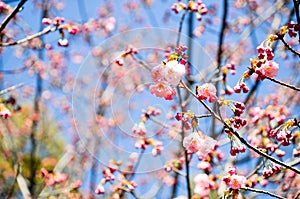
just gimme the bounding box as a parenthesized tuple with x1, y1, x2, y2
(278, 36, 300, 57)
(176, 86, 192, 198)
(241, 187, 287, 199)
(0, 83, 24, 95)
(176, 10, 188, 46)
(0, 26, 56, 47)
(0, 0, 28, 33)
(265, 76, 300, 91)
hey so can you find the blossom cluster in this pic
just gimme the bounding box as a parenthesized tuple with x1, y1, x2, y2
(183, 131, 217, 156)
(171, 0, 208, 21)
(196, 83, 218, 103)
(42, 17, 80, 47)
(223, 167, 246, 190)
(132, 106, 164, 156)
(279, 21, 299, 38)
(150, 46, 187, 100)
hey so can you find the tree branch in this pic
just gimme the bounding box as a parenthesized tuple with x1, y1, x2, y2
(0, 0, 28, 33)
(278, 36, 300, 57)
(265, 76, 300, 91)
(241, 187, 287, 199)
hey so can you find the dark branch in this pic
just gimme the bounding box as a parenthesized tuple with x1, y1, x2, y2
(0, 0, 28, 33)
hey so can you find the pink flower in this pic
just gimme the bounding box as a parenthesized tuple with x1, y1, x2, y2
(132, 122, 146, 136)
(95, 184, 105, 194)
(42, 17, 52, 25)
(229, 174, 246, 189)
(183, 131, 217, 156)
(68, 25, 80, 35)
(149, 81, 176, 100)
(151, 65, 164, 81)
(228, 167, 237, 175)
(262, 60, 278, 78)
(196, 83, 218, 103)
(162, 60, 186, 85)
(197, 161, 212, 172)
(194, 173, 216, 198)
(0, 106, 11, 119)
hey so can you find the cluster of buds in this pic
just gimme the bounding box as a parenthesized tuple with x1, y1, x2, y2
(251, 45, 279, 80)
(42, 17, 79, 47)
(175, 110, 196, 130)
(233, 81, 249, 93)
(135, 138, 164, 156)
(229, 116, 248, 129)
(114, 46, 138, 66)
(221, 63, 236, 95)
(269, 119, 295, 146)
(262, 163, 282, 177)
(149, 45, 187, 100)
(224, 128, 246, 156)
(171, 0, 208, 21)
(120, 179, 137, 192)
(40, 168, 68, 186)
(230, 145, 246, 156)
(232, 101, 245, 116)
(279, 21, 300, 38)
(132, 106, 161, 136)
(164, 157, 185, 172)
(95, 161, 121, 195)
(221, 100, 246, 116)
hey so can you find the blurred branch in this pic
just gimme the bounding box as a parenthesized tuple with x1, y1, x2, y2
(0, 83, 24, 95)
(0, 0, 28, 33)
(293, 0, 300, 42)
(5, 164, 20, 199)
(17, 173, 31, 199)
(212, 0, 228, 138)
(176, 10, 187, 46)
(241, 187, 286, 199)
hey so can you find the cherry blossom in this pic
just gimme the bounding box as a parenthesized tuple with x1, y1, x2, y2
(196, 83, 218, 103)
(183, 131, 217, 156)
(194, 173, 216, 198)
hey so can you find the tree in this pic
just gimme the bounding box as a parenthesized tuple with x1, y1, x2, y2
(0, 0, 300, 198)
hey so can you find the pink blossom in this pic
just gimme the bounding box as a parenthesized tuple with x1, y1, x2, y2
(151, 65, 164, 82)
(68, 25, 80, 35)
(228, 167, 237, 175)
(95, 183, 105, 194)
(183, 131, 217, 156)
(42, 17, 52, 25)
(149, 81, 176, 100)
(132, 122, 146, 136)
(197, 161, 212, 172)
(162, 60, 186, 85)
(262, 60, 279, 78)
(196, 83, 218, 103)
(229, 174, 246, 189)
(194, 173, 216, 198)
(0, 107, 11, 119)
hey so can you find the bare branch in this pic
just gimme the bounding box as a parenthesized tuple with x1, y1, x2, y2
(0, 0, 28, 33)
